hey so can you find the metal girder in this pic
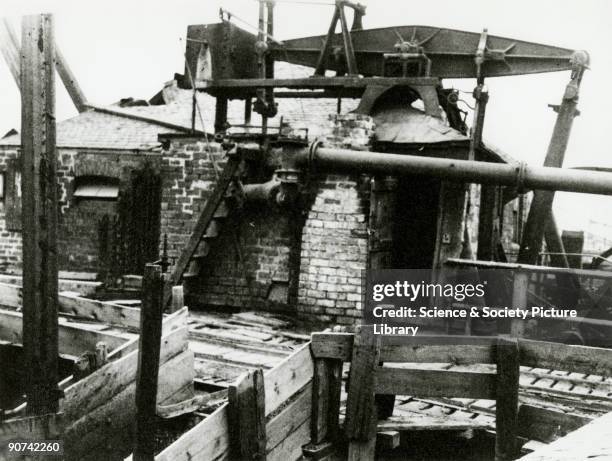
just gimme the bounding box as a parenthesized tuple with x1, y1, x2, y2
(273, 25, 577, 79)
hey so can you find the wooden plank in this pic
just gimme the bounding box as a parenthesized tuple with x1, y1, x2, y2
(264, 342, 314, 416)
(345, 326, 379, 460)
(157, 390, 225, 419)
(105, 307, 187, 362)
(375, 367, 497, 399)
(0, 413, 63, 446)
(267, 418, 311, 461)
(0, 282, 141, 329)
(65, 349, 193, 460)
(59, 292, 141, 330)
(0, 308, 129, 356)
(311, 359, 330, 444)
(311, 332, 496, 362)
(21, 12, 59, 416)
(134, 264, 164, 461)
(518, 411, 612, 461)
(267, 384, 312, 452)
(61, 326, 188, 422)
(155, 404, 231, 461)
(228, 369, 266, 460)
(376, 414, 492, 432)
(519, 339, 612, 377)
(495, 337, 520, 461)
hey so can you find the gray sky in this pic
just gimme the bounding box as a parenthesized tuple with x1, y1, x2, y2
(1, 0, 612, 234)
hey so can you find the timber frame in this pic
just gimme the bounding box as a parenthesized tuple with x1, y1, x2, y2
(0, 283, 194, 461)
(151, 327, 612, 461)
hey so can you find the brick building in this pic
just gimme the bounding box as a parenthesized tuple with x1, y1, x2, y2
(0, 64, 527, 325)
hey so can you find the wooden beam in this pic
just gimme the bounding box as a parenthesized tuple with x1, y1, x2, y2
(0, 18, 20, 88)
(345, 326, 379, 460)
(0, 307, 130, 357)
(267, 384, 312, 453)
(228, 369, 267, 460)
(375, 367, 497, 399)
(134, 264, 164, 461)
(155, 403, 231, 461)
(495, 337, 520, 461)
(264, 342, 314, 416)
(477, 185, 502, 261)
(20, 13, 59, 415)
(60, 326, 187, 422)
(0, 17, 89, 112)
(519, 338, 612, 376)
(0, 413, 63, 446)
(310, 332, 497, 362)
(65, 349, 193, 460)
(54, 45, 88, 112)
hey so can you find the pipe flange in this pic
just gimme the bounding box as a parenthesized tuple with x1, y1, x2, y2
(515, 161, 528, 194)
(308, 140, 323, 172)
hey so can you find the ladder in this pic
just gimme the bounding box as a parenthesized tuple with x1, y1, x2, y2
(165, 153, 242, 305)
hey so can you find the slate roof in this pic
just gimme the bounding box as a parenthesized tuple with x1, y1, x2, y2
(0, 61, 512, 164)
(0, 63, 344, 150)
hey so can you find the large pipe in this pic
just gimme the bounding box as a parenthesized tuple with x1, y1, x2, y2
(292, 145, 612, 196)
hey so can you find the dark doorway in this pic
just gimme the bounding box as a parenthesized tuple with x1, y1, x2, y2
(392, 175, 441, 269)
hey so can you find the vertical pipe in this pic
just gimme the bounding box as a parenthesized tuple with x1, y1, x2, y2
(21, 13, 59, 416)
(134, 264, 164, 461)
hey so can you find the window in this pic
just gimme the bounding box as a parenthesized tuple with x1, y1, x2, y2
(73, 176, 119, 200)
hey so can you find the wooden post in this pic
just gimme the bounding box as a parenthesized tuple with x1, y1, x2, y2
(228, 369, 267, 460)
(345, 326, 380, 460)
(510, 270, 529, 337)
(21, 13, 60, 416)
(368, 177, 397, 419)
(134, 264, 164, 461)
(1, 17, 89, 112)
(495, 337, 519, 461)
(171, 285, 184, 313)
(518, 58, 587, 264)
(214, 97, 228, 133)
(477, 185, 502, 261)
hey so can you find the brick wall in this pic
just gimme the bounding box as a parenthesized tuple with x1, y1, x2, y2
(0, 146, 161, 275)
(0, 147, 22, 273)
(159, 138, 225, 272)
(160, 136, 295, 311)
(296, 114, 373, 324)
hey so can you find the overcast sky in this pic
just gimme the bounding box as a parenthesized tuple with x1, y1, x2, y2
(1, 0, 612, 235)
